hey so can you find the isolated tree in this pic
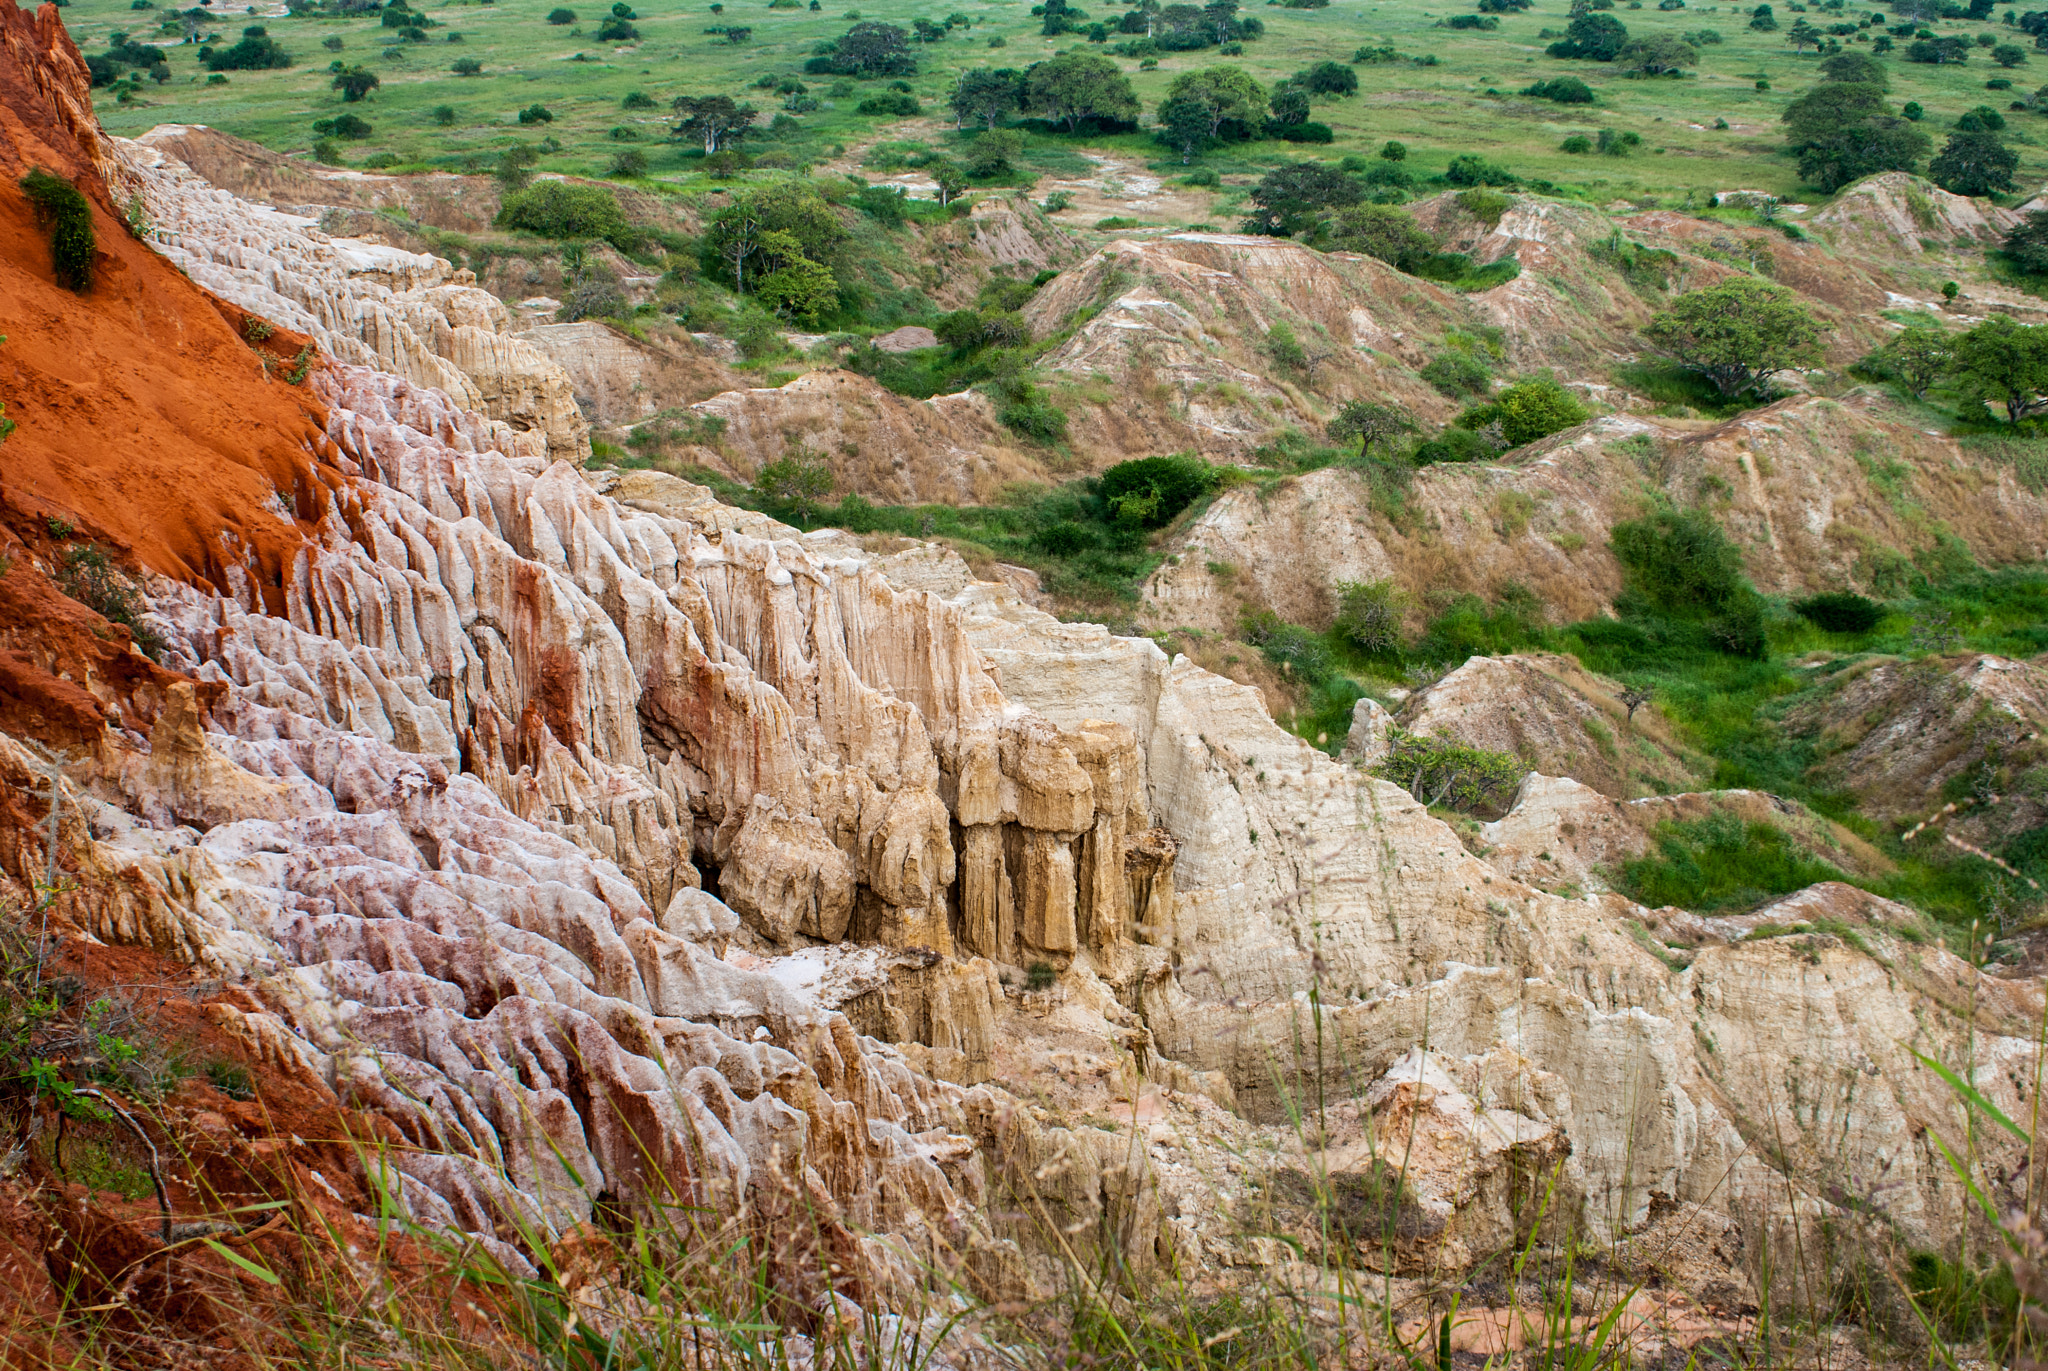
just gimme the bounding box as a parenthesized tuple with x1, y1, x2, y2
(1325, 202, 1433, 262)
(1329, 400, 1412, 454)
(1241, 160, 1360, 235)
(1266, 84, 1311, 128)
(1781, 80, 1928, 189)
(1645, 277, 1826, 399)
(1619, 33, 1698, 73)
(2006, 207, 2048, 271)
(1785, 17, 1825, 51)
(324, 66, 377, 102)
(822, 20, 915, 75)
(949, 66, 1023, 127)
(671, 94, 756, 152)
(1749, 3, 1777, 29)
(756, 450, 834, 522)
(1866, 326, 1953, 398)
(1156, 65, 1268, 154)
(1929, 129, 2018, 195)
(930, 159, 970, 204)
(1817, 49, 1887, 83)
(1546, 11, 1630, 59)
(705, 195, 765, 292)
(1952, 314, 2048, 421)
(966, 127, 1023, 175)
(752, 231, 837, 321)
(1995, 41, 2030, 65)
(1299, 59, 1358, 94)
(1024, 52, 1140, 130)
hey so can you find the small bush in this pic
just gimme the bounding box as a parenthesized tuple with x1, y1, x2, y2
(1523, 74, 1595, 101)
(1419, 349, 1493, 398)
(1445, 153, 1515, 185)
(1097, 454, 1218, 526)
(1373, 730, 1525, 813)
(856, 91, 921, 115)
(518, 103, 555, 124)
(1335, 579, 1408, 653)
(19, 168, 94, 292)
(1793, 590, 1884, 632)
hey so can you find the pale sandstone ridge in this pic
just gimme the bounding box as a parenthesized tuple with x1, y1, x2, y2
(1143, 399, 2048, 630)
(0, 110, 2034, 1320)
(112, 132, 591, 464)
(1810, 171, 2021, 258)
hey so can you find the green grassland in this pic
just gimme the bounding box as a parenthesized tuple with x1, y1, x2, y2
(68, 0, 2048, 209)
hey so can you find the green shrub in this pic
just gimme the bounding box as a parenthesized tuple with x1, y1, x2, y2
(518, 103, 556, 124)
(1523, 74, 1595, 101)
(1373, 729, 1525, 813)
(313, 113, 373, 138)
(1793, 591, 1885, 632)
(1334, 579, 1408, 653)
(1560, 133, 1593, 153)
(1413, 426, 1499, 464)
(19, 168, 95, 292)
(55, 544, 161, 656)
(1493, 377, 1588, 446)
(1418, 350, 1492, 397)
(1097, 453, 1217, 526)
(857, 91, 922, 115)
(495, 182, 637, 249)
(1610, 508, 1768, 656)
(1445, 154, 1515, 185)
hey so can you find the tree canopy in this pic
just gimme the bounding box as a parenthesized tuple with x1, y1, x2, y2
(1546, 11, 1629, 59)
(671, 95, 756, 153)
(1155, 65, 1267, 159)
(1240, 160, 1361, 235)
(1780, 81, 1928, 190)
(1023, 52, 1139, 131)
(1952, 315, 2048, 421)
(1644, 277, 1826, 399)
(948, 67, 1024, 127)
(1929, 129, 2019, 195)
(805, 21, 916, 76)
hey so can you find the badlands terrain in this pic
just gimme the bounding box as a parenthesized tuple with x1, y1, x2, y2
(5, 0, 2048, 1364)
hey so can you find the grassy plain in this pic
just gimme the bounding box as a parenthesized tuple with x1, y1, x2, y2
(67, 0, 2048, 210)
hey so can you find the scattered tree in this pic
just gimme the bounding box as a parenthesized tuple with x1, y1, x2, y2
(672, 94, 756, 152)
(1780, 79, 1928, 189)
(807, 20, 917, 76)
(2005, 207, 2048, 271)
(1863, 325, 1952, 398)
(1951, 314, 2048, 420)
(546, 6, 575, 21)
(755, 450, 835, 522)
(949, 66, 1024, 126)
(1240, 159, 1358, 234)
(1619, 33, 1698, 72)
(1024, 51, 1140, 131)
(1334, 578, 1409, 653)
(331, 65, 379, 100)
(1546, 10, 1630, 59)
(1328, 400, 1412, 455)
(1644, 277, 1826, 399)
(1928, 128, 2018, 194)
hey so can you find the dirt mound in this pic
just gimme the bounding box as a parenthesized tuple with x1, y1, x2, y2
(1024, 232, 1464, 460)
(0, 0, 336, 597)
(679, 368, 1050, 504)
(1808, 171, 2019, 260)
(1142, 395, 2048, 632)
(1784, 652, 2048, 849)
(1395, 652, 1702, 799)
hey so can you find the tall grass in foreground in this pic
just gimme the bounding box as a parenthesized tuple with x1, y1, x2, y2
(6, 864, 2046, 1370)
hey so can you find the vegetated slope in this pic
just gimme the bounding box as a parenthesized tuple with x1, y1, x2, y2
(1143, 395, 2048, 632)
(0, 0, 334, 590)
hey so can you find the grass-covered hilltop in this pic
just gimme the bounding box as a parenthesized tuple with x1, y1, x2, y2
(19, 0, 2048, 1359)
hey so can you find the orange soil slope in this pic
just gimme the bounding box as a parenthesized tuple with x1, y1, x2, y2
(0, 0, 340, 591)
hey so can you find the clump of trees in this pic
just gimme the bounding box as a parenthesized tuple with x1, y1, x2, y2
(703, 184, 846, 323)
(496, 182, 639, 250)
(1024, 52, 1140, 130)
(205, 25, 292, 69)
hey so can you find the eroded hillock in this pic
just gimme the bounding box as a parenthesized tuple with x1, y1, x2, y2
(1143, 396, 2048, 631)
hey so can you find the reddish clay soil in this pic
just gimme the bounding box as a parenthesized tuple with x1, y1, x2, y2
(0, 0, 342, 595)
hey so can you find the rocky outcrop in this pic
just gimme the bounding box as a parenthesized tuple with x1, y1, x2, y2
(520, 320, 741, 430)
(112, 134, 590, 463)
(1141, 398, 2048, 631)
(1393, 652, 1701, 800)
(1025, 233, 1464, 458)
(1810, 171, 2020, 259)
